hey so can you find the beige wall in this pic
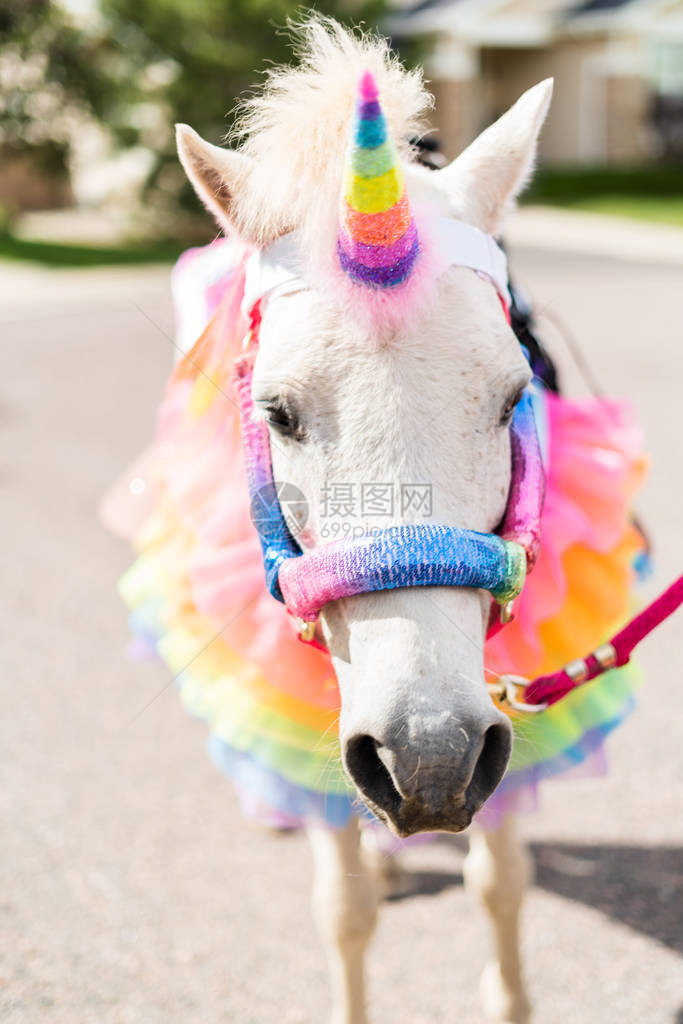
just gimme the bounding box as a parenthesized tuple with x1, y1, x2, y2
(479, 39, 607, 164)
(604, 74, 650, 162)
(428, 35, 653, 165)
(428, 78, 481, 161)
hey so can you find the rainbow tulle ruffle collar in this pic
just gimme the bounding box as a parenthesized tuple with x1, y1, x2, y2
(117, 239, 647, 831)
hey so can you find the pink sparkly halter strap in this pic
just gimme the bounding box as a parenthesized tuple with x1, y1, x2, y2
(493, 575, 683, 713)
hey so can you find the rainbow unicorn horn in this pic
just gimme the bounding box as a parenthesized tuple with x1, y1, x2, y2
(338, 71, 419, 289)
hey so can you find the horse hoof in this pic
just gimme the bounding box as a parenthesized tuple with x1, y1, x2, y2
(480, 960, 531, 1024)
(359, 840, 411, 899)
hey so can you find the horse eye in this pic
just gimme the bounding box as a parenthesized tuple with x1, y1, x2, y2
(499, 387, 524, 427)
(264, 400, 303, 440)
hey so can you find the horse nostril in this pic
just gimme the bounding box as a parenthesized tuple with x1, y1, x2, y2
(343, 734, 402, 819)
(465, 721, 512, 812)
(344, 717, 513, 832)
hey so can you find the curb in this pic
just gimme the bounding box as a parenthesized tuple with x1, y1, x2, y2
(507, 205, 683, 265)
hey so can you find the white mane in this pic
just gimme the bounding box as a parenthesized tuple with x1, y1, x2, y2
(226, 18, 432, 246)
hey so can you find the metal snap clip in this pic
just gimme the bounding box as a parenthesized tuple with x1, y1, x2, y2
(297, 618, 318, 643)
(499, 600, 515, 624)
(488, 674, 548, 714)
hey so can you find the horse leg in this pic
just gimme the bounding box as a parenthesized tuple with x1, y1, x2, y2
(307, 816, 379, 1024)
(359, 825, 412, 899)
(463, 814, 533, 1024)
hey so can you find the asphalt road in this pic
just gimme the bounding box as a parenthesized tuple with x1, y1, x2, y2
(2, 231, 682, 1024)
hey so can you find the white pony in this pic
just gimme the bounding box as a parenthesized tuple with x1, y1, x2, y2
(112, 17, 644, 1024)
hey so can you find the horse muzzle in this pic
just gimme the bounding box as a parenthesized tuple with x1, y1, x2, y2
(342, 706, 512, 836)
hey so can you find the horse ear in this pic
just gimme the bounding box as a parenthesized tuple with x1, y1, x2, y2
(175, 124, 254, 236)
(436, 79, 553, 235)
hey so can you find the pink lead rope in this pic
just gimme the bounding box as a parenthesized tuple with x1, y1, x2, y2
(505, 574, 683, 711)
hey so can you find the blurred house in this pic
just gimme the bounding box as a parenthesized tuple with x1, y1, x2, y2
(389, 0, 683, 163)
(0, 149, 73, 212)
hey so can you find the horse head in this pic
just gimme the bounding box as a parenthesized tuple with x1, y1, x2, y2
(175, 21, 552, 836)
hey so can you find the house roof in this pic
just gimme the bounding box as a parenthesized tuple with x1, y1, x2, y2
(388, 0, 683, 44)
(570, 0, 634, 14)
(389, 0, 571, 45)
(393, 0, 459, 16)
(390, 0, 640, 33)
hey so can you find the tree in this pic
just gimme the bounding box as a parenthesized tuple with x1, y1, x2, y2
(1, 0, 386, 230)
(0, 1, 140, 167)
(100, 0, 386, 217)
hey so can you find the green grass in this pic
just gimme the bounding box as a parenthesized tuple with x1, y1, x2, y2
(535, 195, 683, 226)
(523, 165, 683, 226)
(0, 232, 187, 267)
(2, 165, 682, 267)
